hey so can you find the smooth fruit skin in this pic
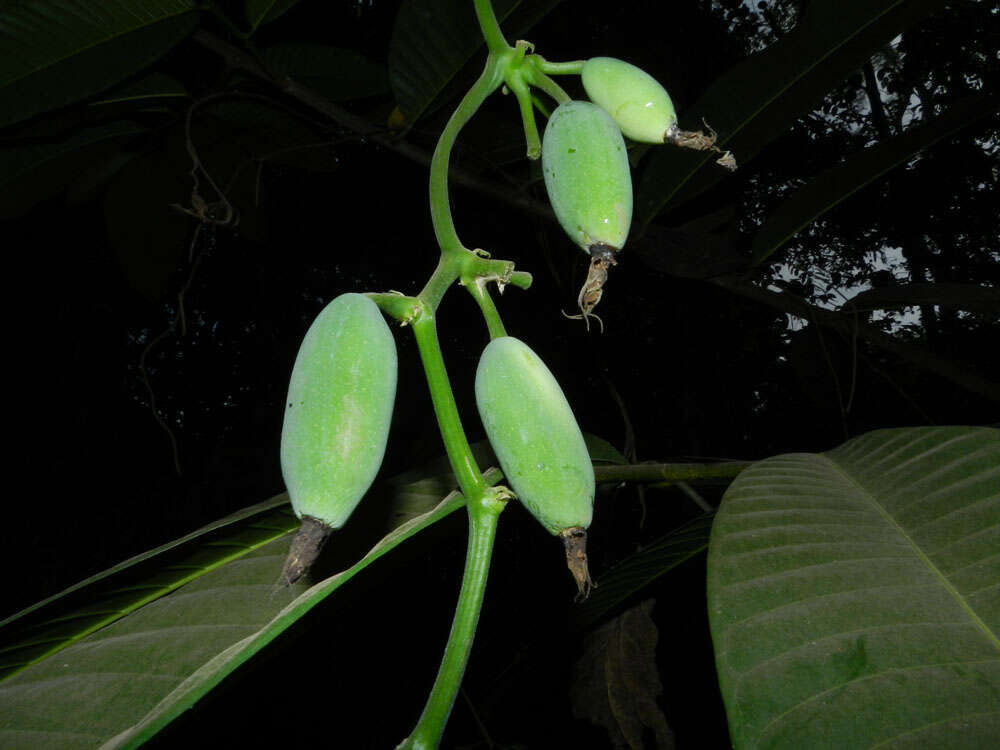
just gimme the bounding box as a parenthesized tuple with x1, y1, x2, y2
(542, 100, 633, 254)
(582, 57, 678, 144)
(280, 293, 397, 529)
(475, 336, 594, 534)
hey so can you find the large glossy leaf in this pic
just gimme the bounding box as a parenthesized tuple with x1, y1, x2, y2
(0, 494, 298, 682)
(751, 93, 999, 265)
(638, 0, 949, 222)
(388, 0, 560, 123)
(0, 0, 199, 128)
(0, 464, 498, 749)
(708, 426, 1000, 748)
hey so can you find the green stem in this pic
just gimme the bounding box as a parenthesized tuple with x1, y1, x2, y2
(411, 309, 486, 499)
(429, 57, 506, 257)
(527, 66, 572, 106)
(533, 57, 586, 75)
(399, 496, 504, 750)
(510, 77, 542, 159)
(465, 279, 507, 339)
(473, 0, 509, 53)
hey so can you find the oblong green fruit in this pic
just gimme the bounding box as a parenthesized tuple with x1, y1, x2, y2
(280, 292, 397, 530)
(475, 336, 594, 533)
(582, 56, 678, 144)
(542, 100, 633, 255)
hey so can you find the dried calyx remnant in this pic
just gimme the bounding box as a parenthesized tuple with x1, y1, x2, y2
(666, 120, 737, 171)
(561, 526, 595, 601)
(281, 516, 333, 585)
(564, 243, 617, 332)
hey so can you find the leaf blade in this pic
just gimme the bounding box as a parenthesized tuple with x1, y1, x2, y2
(707, 426, 1000, 748)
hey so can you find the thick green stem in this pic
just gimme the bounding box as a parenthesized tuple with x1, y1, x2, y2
(411, 309, 486, 499)
(473, 0, 509, 53)
(399, 494, 505, 749)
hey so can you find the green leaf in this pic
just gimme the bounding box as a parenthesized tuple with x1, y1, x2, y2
(388, 0, 560, 123)
(842, 282, 1000, 316)
(638, 0, 949, 222)
(261, 43, 389, 101)
(571, 513, 715, 633)
(751, 93, 999, 265)
(0, 466, 499, 748)
(245, 0, 301, 32)
(0, 0, 199, 128)
(0, 120, 146, 219)
(707, 426, 1000, 748)
(0, 494, 298, 682)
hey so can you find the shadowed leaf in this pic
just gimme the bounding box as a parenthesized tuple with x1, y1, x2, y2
(570, 600, 675, 750)
(571, 514, 715, 633)
(0, 121, 146, 219)
(0, 0, 199, 128)
(245, 0, 302, 32)
(388, 0, 560, 122)
(261, 43, 389, 101)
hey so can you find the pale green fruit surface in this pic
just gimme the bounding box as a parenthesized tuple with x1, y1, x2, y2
(475, 336, 594, 534)
(280, 293, 397, 529)
(542, 100, 633, 253)
(582, 56, 678, 144)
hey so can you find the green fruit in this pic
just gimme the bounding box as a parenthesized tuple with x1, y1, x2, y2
(542, 100, 633, 256)
(582, 57, 678, 144)
(475, 336, 594, 533)
(280, 293, 397, 530)
(476, 336, 595, 596)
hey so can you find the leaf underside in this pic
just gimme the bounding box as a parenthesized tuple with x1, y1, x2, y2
(707, 426, 1000, 748)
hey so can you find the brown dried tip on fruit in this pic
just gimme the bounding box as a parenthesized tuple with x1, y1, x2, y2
(561, 527, 595, 601)
(665, 119, 738, 172)
(281, 516, 333, 585)
(562, 245, 617, 332)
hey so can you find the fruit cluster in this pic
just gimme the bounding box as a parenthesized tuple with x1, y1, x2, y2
(541, 57, 736, 327)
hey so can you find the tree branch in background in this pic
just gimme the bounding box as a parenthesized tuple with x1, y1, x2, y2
(190, 30, 1000, 410)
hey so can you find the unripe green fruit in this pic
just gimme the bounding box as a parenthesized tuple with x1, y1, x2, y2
(542, 100, 633, 255)
(582, 57, 678, 144)
(475, 337, 594, 534)
(280, 293, 397, 530)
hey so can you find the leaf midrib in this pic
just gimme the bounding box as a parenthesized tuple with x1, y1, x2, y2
(0, 4, 195, 88)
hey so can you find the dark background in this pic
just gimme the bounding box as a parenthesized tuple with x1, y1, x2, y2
(3, 0, 998, 746)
